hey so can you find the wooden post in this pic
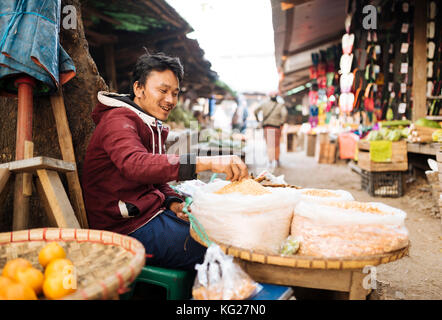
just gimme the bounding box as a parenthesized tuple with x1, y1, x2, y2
(349, 271, 370, 300)
(50, 90, 89, 229)
(104, 44, 118, 92)
(22, 141, 34, 196)
(13, 76, 36, 231)
(412, 0, 427, 121)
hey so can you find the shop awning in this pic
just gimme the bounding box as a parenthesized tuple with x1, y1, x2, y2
(0, 0, 76, 95)
(271, 0, 347, 93)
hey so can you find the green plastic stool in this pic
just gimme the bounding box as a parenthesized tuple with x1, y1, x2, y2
(121, 266, 195, 300)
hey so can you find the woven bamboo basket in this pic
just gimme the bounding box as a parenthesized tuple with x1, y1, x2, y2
(0, 228, 146, 300)
(190, 227, 409, 270)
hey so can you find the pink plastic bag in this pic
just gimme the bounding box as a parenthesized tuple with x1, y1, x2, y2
(338, 132, 359, 159)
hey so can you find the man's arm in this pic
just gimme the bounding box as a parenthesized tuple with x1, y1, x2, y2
(101, 116, 193, 184)
(254, 104, 262, 121)
(101, 114, 248, 183)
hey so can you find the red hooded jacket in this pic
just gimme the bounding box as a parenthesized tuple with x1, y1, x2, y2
(82, 92, 196, 234)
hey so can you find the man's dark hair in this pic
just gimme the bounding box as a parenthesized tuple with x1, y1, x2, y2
(130, 52, 184, 99)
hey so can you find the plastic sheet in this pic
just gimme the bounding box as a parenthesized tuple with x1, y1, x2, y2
(191, 181, 295, 254)
(192, 244, 261, 300)
(291, 201, 409, 257)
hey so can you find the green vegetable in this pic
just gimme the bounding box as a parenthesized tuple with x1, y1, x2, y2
(386, 129, 402, 141)
(367, 130, 383, 141)
(280, 236, 301, 256)
(386, 108, 394, 121)
(380, 120, 411, 127)
(401, 127, 410, 138)
(415, 118, 441, 129)
(379, 127, 391, 139)
(432, 129, 442, 142)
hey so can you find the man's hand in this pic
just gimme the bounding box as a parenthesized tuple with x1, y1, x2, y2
(196, 155, 249, 181)
(170, 201, 189, 221)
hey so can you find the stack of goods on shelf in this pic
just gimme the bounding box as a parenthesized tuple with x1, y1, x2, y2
(408, 118, 441, 143)
(437, 149, 442, 221)
(339, 13, 355, 117)
(426, 1, 441, 116)
(358, 132, 408, 197)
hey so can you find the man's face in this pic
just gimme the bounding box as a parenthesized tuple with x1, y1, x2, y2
(133, 69, 180, 121)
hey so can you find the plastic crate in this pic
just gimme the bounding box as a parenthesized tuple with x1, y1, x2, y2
(361, 170, 404, 197)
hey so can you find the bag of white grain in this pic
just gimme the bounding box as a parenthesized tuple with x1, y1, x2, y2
(291, 200, 409, 258)
(190, 179, 295, 254)
(296, 188, 354, 203)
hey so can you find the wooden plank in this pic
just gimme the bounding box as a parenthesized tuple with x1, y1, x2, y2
(407, 142, 441, 155)
(12, 174, 30, 231)
(436, 150, 442, 162)
(36, 169, 80, 228)
(0, 157, 76, 173)
(235, 260, 353, 292)
(411, 0, 427, 121)
(22, 140, 33, 196)
(349, 271, 370, 300)
(50, 90, 89, 228)
(0, 168, 10, 195)
(358, 151, 408, 172)
(358, 140, 407, 162)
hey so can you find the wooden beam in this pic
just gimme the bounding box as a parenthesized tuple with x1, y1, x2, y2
(84, 29, 118, 46)
(283, 65, 311, 77)
(82, 6, 122, 26)
(282, 6, 295, 65)
(284, 31, 344, 57)
(0, 157, 76, 173)
(36, 169, 80, 228)
(0, 168, 10, 195)
(50, 90, 89, 229)
(412, 0, 427, 121)
(104, 44, 118, 92)
(22, 140, 33, 196)
(13, 174, 29, 231)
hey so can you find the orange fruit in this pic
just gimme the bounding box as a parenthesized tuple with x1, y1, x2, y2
(0, 275, 14, 287)
(42, 274, 76, 300)
(13, 267, 44, 295)
(44, 258, 73, 278)
(0, 282, 37, 300)
(2, 258, 32, 280)
(38, 242, 66, 268)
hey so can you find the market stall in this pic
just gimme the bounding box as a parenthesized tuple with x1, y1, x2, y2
(172, 174, 410, 300)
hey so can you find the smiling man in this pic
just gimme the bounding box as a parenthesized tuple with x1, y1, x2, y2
(82, 52, 248, 270)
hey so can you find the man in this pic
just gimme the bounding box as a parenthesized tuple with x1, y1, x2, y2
(82, 52, 248, 271)
(254, 94, 287, 168)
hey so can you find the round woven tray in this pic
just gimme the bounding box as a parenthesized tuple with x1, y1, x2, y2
(0, 228, 146, 300)
(190, 227, 410, 270)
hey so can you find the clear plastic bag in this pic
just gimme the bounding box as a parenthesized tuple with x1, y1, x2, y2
(296, 188, 354, 203)
(192, 244, 261, 300)
(291, 200, 409, 257)
(191, 181, 295, 254)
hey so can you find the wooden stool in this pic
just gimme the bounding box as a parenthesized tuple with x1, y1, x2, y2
(0, 156, 80, 228)
(1, 83, 88, 230)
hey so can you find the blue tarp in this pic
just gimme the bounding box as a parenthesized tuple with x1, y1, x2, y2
(0, 0, 76, 95)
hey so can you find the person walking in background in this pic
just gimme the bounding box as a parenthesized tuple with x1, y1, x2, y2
(254, 94, 287, 168)
(231, 96, 248, 134)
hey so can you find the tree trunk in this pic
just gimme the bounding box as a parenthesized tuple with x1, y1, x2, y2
(0, 0, 107, 232)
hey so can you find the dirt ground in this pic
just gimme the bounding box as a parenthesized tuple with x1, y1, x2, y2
(264, 145, 442, 300)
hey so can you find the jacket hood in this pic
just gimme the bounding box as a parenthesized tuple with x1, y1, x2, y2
(93, 91, 160, 127)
